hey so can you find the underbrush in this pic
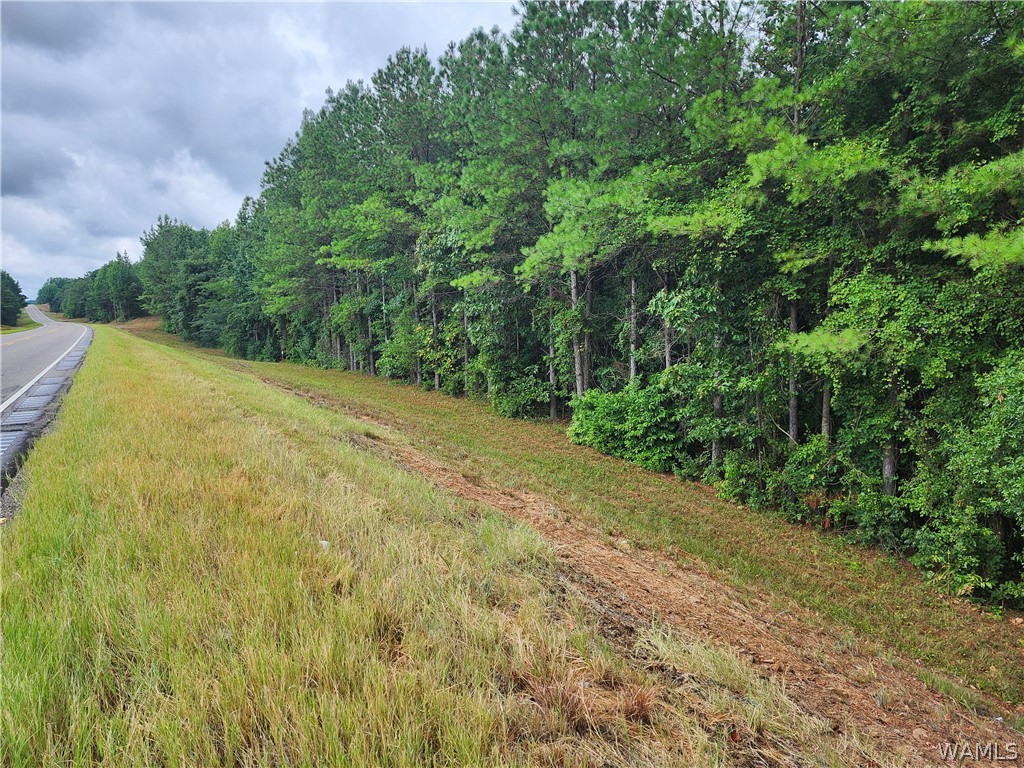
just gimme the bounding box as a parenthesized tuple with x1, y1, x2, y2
(567, 377, 1024, 607)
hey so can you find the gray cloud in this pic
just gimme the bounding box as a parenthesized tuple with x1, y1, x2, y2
(1, 2, 110, 58)
(1, 1, 514, 297)
(0, 134, 75, 196)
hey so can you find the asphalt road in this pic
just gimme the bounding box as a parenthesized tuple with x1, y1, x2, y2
(0, 305, 87, 408)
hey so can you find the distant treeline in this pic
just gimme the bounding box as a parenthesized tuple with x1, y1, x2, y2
(40, 1, 1024, 602)
(37, 253, 143, 323)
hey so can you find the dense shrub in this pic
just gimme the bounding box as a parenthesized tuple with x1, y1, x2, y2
(569, 379, 685, 472)
(491, 368, 549, 419)
(909, 352, 1024, 600)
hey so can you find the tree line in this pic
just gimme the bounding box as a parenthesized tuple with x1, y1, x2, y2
(37, 252, 143, 323)
(39, 1, 1024, 602)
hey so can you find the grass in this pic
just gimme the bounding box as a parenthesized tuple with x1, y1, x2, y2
(638, 627, 882, 760)
(119, 322, 1024, 709)
(0, 327, 883, 766)
(0, 310, 42, 334)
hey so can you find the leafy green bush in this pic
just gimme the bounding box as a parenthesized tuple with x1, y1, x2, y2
(910, 504, 1006, 598)
(377, 325, 420, 381)
(718, 451, 768, 508)
(909, 351, 1024, 601)
(842, 491, 911, 554)
(491, 368, 549, 419)
(771, 435, 847, 523)
(568, 379, 685, 472)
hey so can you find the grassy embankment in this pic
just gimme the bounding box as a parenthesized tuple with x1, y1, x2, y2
(1, 327, 881, 767)
(123, 321, 1024, 712)
(0, 311, 42, 334)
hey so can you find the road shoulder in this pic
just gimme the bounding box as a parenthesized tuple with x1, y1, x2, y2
(0, 328, 93, 495)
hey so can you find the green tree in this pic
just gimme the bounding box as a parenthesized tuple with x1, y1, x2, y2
(35, 277, 73, 312)
(1, 270, 27, 326)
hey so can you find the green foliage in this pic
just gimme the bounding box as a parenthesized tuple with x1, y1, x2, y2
(490, 367, 548, 420)
(569, 380, 684, 473)
(0, 270, 27, 326)
(926, 228, 1024, 271)
(909, 351, 1024, 599)
(35, 277, 73, 312)
(376, 321, 421, 382)
(35, 255, 144, 323)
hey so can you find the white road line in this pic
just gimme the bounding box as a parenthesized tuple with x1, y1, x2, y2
(0, 326, 88, 413)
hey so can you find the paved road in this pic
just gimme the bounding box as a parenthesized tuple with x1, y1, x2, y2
(1, 305, 87, 408)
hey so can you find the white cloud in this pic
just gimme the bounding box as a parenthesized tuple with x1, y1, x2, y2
(149, 148, 240, 227)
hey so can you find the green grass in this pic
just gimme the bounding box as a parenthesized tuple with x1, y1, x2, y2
(115, 324, 1024, 710)
(0, 310, 42, 334)
(1, 327, 883, 766)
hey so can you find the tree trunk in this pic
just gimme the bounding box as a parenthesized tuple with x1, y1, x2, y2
(431, 292, 440, 390)
(754, 389, 765, 484)
(821, 380, 832, 441)
(752, 331, 766, 488)
(548, 286, 558, 419)
(463, 308, 470, 395)
(882, 438, 897, 496)
(711, 390, 724, 468)
(663, 320, 672, 370)
(570, 270, 586, 397)
(662, 271, 673, 370)
(367, 317, 375, 376)
(787, 2, 806, 446)
(788, 299, 799, 445)
(793, 1, 805, 135)
(882, 382, 899, 495)
(711, 328, 724, 469)
(821, 246, 837, 443)
(629, 276, 638, 381)
(412, 281, 422, 386)
(381, 274, 388, 343)
(989, 513, 1008, 545)
(583, 275, 593, 390)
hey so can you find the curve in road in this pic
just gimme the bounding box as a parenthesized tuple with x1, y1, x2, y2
(0, 305, 88, 409)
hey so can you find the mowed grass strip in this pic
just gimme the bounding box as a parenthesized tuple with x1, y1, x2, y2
(2, 327, 887, 767)
(0, 310, 42, 334)
(188, 354, 1023, 709)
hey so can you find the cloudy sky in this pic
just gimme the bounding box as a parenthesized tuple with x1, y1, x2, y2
(1, 1, 515, 299)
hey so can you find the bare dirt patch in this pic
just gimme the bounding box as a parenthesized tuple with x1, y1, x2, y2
(337, 425, 1021, 767)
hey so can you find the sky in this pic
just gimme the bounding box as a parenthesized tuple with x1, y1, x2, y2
(1, 1, 515, 299)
